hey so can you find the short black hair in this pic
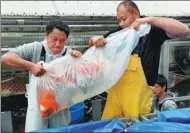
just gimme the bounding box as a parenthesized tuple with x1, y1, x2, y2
(117, 0, 140, 16)
(46, 20, 70, 37)
(155, 74, 168, 92)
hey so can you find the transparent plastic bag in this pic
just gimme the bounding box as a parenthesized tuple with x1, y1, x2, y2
(36, 24, 151, 118)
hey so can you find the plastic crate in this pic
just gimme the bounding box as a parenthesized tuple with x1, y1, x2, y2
(69, 102, 85, 124)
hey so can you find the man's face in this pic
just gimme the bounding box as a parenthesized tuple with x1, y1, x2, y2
(45, 28, 67, 54)
(117, 5, 138, 29)
(153, 83, 164, 95)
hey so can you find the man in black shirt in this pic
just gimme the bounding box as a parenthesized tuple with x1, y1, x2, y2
(88, 0, 189, 119)
(89, 1, 189, 86)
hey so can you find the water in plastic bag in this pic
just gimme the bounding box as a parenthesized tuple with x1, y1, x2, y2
(35, 24, 151, 118)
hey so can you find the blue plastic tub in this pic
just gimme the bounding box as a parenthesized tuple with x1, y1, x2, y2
(69, 102, 85, 124)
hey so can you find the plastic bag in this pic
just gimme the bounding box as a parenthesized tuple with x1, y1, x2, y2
(36, 24, 151, 118)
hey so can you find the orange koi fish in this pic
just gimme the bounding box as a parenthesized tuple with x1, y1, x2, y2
(54, 72, 76, 84)
(39, 62, 101, 118)
(74, 62, 100, 75)
(39, 88, 68, 118)
(39, 88, 60, 118)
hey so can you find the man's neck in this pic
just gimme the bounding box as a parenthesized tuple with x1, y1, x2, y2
(159, 92, 166, 101)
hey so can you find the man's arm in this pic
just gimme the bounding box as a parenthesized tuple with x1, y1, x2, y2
(1, 53, 46, 77)
(1, 53, 35, 70)
(1, 43, 46, 76)
(88, 27, 122, 47)
(70, 50, 82, 58)
(88, 36, 107, 47)
(131, 17, 190, 38)
(88, 38, 94, 47)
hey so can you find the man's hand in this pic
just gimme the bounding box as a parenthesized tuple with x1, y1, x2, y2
(130, 17, 151, 30)
(30, 63, 46, 77)
(70, 50, 82, 58)
(92, 36, 107, 47)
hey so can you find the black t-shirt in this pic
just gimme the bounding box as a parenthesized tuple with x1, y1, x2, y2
(103, 25, 171, 86)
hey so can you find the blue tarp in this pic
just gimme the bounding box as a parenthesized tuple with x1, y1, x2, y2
(127, 108, 190, 132)
(127, 121, 190, 132)
(157, 108, 190, 124)
(33, 119, 126, 132)
(33, 108, 190, 132)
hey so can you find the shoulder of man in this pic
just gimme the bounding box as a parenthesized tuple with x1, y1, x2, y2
(148, 24, 171, 40)
(7, 41, 43, 61)
(22, 41, 44, 55)
(9, 41, 42, 52)
(103, 26, 122, 38)
(65, 47, 72, 55)
(162, 99, 178, 111)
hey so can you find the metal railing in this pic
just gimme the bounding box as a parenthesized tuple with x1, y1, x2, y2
(1, 20, 118, 25)
(1, 45, 89, 52)
(140, 95, 190, 121)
